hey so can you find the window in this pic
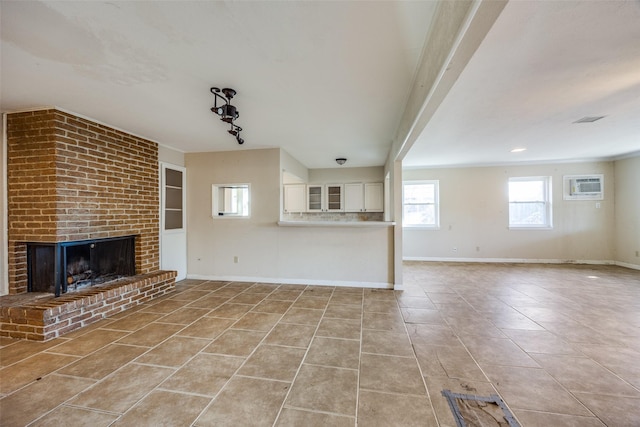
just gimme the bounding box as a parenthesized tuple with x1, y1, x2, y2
(403, 180, 439, 227)
(212, 184, 250, 218)
(508, 177, 552, 228)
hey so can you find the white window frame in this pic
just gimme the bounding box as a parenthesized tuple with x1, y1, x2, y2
(212, 183, 251, 219)
(402, 180, 440, 228)
(508, 176, 552, 229)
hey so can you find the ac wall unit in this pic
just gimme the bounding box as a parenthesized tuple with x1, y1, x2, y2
(563, 174, 604, 200)
(570, 177, 602, 195)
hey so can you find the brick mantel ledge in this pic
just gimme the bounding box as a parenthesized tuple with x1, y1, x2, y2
(0, 270, 176, 341)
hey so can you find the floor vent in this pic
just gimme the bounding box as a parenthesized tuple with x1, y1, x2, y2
(441, 389, 521, 427)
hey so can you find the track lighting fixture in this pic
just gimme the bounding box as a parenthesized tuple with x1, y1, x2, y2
(210, 87, 244, 144)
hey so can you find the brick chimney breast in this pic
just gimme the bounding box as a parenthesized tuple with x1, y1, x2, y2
(6, 109, 160, 294)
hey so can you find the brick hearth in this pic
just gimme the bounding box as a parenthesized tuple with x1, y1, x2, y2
(1, 271, 176, 341)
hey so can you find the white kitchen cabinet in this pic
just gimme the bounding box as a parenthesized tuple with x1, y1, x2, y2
(308, 184, 344, 212)
(344, 183, 364, 212)
(307, 185, 323, 212)
(284, 184, 306, 213)
(325, 184, 344, 212)
(364, 183, 384, 212)
(344, 182, 383, 213)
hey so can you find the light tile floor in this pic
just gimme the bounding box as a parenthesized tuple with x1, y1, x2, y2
(0, 263, 638, 426)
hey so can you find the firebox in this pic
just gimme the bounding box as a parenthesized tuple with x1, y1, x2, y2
(27, 235, 136, 296)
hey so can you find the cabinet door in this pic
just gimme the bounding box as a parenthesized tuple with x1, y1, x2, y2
(344, 183, 364, 212)
(364, 183, 383, 212)
(307, 185, 323, 212)
(284, 184, 306, 213)
(325, 184, 344, 212)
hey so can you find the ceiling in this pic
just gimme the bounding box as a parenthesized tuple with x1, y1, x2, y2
(404, 0, 640, 168)
(2, 1, 639, 171)
(0, 0, 436, 169)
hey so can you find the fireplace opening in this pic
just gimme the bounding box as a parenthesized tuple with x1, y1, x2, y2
(27, 236, 136, 296)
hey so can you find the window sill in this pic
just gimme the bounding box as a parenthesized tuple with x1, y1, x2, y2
(508, 226, 553, 230)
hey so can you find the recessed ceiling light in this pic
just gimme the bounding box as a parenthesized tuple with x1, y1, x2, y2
(573, 116, 605, 123)
(510, 148, 526, 153)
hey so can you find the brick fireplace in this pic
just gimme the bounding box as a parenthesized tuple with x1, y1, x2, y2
(1, 108, 176, 340)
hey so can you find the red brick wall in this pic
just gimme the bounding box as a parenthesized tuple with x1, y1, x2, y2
(6, 109, 160, 294)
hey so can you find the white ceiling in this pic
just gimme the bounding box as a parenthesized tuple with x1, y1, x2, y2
(404, 0, 640, 168)
(0, 0, 436, 169)
(2, 1, 639, 170)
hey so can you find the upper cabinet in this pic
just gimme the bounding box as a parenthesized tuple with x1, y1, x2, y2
(284, 184, 306, 213)
(344, 183, 364, 212)
(325, 184, 344, 212)
(285, 182, 381, 214)
(364, 183, 384, 212)
(307, 184, 344, 212)
(344, 183, 383, 213)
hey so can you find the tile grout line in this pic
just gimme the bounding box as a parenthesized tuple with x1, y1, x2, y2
(270, 286, 338, 426)
(395, 290, 443, 427)
(354, 287, 365, 427)
(33, 279, 243, 425)
(179, 281, 290, 426)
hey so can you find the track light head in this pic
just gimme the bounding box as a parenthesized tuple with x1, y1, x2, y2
(211, 86, 245, 145)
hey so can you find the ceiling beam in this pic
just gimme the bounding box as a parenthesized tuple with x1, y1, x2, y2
(389, 0, 508, 164)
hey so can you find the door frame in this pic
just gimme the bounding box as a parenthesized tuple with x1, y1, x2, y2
(159, 162, 187, 280)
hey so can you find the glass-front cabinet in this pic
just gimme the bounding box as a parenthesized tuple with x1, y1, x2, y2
(307, 185, 323, 212)
(306, 184, 344, 212)
(326, 184, 344, 212)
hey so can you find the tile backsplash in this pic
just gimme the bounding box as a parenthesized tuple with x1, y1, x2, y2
(282, 212, 384, 222)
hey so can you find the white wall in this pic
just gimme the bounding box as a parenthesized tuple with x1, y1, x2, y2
(281, 149, 308, 184)
(158, 145, 185, 166)
(403, 161, 617, 262)
(309, 166, 384, 184)
(614, 155, 640, 268)
(186, 148, 393, 287)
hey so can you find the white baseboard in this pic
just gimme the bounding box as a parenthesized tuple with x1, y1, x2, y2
(402, 256, 618, 265)
(403, 257, 640, 271)
(615, 261, 640, 271)
(186, 274, 393, 289)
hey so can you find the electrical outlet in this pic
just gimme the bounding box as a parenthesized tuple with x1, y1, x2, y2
(233, 256, 239, 264)
(595, 202, 601, 209)
(476, 246, 480, 252)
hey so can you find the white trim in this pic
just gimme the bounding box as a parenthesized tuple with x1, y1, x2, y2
(611, 150, 640, 161)
(403, 153, 640, 170)
(212, 183, 251, 219)
(615, 261, 640, 271)
(403, 256, 617, 265)
(1, 114, 7, 296)
(402, 180, 440, 227)
(508, 175, 552, 228)
(159, 162, 187, 281)
(186, 274, 393, 289)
